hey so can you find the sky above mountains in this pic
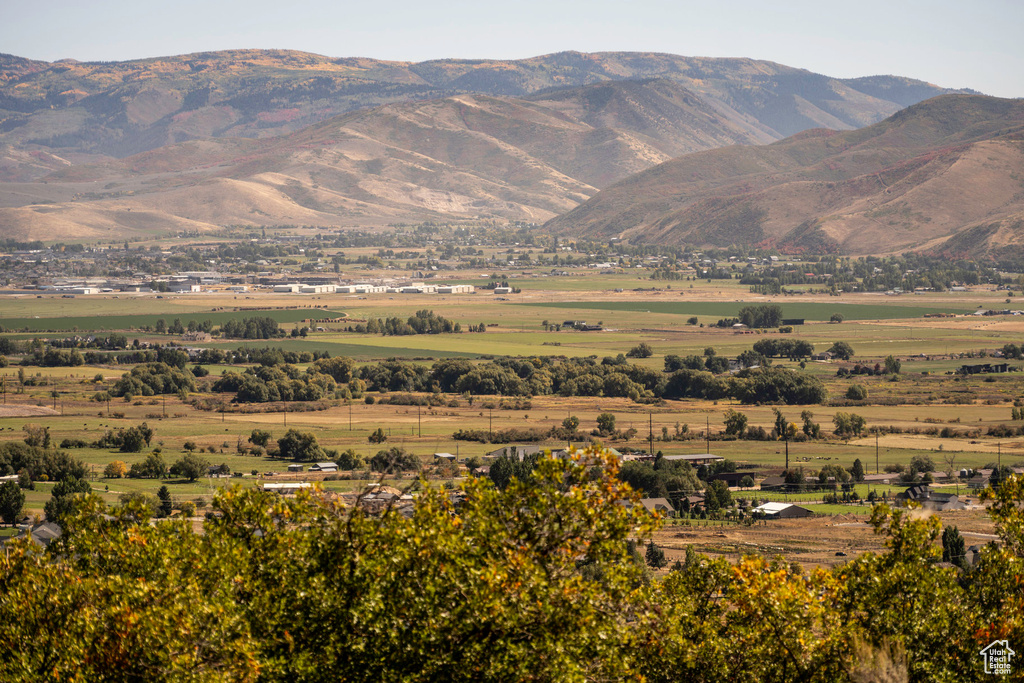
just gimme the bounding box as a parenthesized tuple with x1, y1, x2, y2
(3, 0, 1023, 98)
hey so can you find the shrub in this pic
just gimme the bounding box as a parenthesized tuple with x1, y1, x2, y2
(846, 384, 868, 401)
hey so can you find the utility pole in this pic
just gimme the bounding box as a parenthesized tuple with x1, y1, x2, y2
(417, 405, 421, 437)
(648, 412, 653, 456)
(784, 429, 789, 472)
(706, 416, 710, 453)
(283, 404, 287, 427)
(875, 432, 880, 474)
(163, 395, 166, 417)
(349, 401, 352, 431)
(489, 408, 493, 439)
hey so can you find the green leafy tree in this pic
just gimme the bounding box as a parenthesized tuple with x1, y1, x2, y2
(596, 412, 616, 434)
(43, 477, 92, 527)
(738, 304, 782, 328)
(801, 410, 821, 439)
(706, 479, 732, 510)
(128, 452, 167, 479)
(170, 453, 210, 482)
(909, 454, 935, 476)
(828, 341, 854, 361)
(335, 448, 364, 470)
(368, 427, 388, 444)
(311, 356, 355, 383)
(723, 409, 748, 437)
(626, 342, 653, 358)
(561, 415, 580, 431)
(277, 430, 326, 462)
(772, 408, 797, 441)
(489, 451, 541, 490)
(884, 355, 902, 374)
(22, 424, 51, 448)
(369, 447, 420, 473)
(249, 429, 272, 448)
(833, 412, 866, 439)
(0, 480, 25, 524)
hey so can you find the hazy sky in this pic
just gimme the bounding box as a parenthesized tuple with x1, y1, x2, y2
(4, 0, 1023, 97)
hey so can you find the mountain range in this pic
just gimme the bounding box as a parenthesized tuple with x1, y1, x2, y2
(546, 95, 1024, 257)
(0, 49, 1005, 251)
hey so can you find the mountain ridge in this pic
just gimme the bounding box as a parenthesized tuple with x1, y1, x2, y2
(0, 80, 766, 239)
(544, 95, 1024, 257)
(0, 49, 970, 169)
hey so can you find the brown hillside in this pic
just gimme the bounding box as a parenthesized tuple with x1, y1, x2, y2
(0, 82, 765, 237)
(545, 95, 1024, 257)
(0, 49, 967, 174)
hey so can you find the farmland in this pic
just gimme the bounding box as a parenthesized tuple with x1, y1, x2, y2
(1, 236, 1023, 579)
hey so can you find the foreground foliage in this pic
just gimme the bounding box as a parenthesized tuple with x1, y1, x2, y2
(0, 450, 1021, 682)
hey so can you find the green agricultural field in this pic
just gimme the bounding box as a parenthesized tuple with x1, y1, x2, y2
(0, 307, 345, 333)
(526, 300, 976, 321)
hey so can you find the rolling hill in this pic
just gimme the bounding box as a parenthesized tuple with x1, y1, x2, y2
(544, 95, 1024, 257)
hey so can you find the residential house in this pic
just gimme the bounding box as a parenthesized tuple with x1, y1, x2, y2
(759, 476, 787, 491)
(16, 522, 63, 547)
(639, 498, 676, 515)
(894, 484, 965, 511)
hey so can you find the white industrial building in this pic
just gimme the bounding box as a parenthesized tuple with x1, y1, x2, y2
(168, 283, 201, 293)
